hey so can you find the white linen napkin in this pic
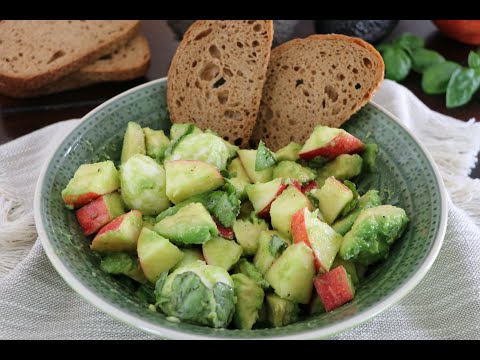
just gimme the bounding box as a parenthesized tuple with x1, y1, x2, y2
(0, 80, 479, 339)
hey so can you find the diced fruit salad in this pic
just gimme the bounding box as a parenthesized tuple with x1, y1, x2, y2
(62, 122, 409, 329)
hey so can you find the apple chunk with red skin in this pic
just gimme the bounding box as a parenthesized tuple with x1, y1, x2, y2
(62, 160, 120, 208)
(291, 207, 343, 273)
(91, 210, 142, 253)
(245, 178, 287, 218)
(299, 126, 365, 161)
(76, 192, 125, 236)
(313, 265, 355, 312)
(302, 180, 318, 194)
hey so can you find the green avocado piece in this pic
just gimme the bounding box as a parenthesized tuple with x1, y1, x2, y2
(154, 203, 218, 245)
(144, 127, 170, 162)
(332, 190, 382, 235)
(231, 274, 265, 330)
(340, 205, 409, 266)
(120, 154, 171, 215)
(232, 217, 269, 255)
(121, 122, 146, 164)
(331, 255, 359, 285)
(309, 295, 326, 315)
(273, 161, 316, 184)
(317, 154, 363, 186)
(156, 261, 235, 328)
(100, 252, 146, 284)
(266, 293, 300, 327)
(275, 142, 302, 162)
(232, 258, 270, 290)
(361, 143, 378, 173)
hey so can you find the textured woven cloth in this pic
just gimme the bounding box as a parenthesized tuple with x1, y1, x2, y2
(0, 80, 479, 339)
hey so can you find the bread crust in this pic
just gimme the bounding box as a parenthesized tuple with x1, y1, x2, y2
(0, 20, 140, 91)
(0, 35, 150, 98)
(252, 33, 384, 150)
(167, 20, 273, 147)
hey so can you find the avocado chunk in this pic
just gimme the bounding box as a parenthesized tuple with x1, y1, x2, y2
(100, 252, 146, 284)
(202, 236, 243, 271)
(231, 273, 265, 330)
(362, 143, 378, 173)
(144, 127, 170, 162)
(120, 154, 171, 215)
(273, 161, 316, 184)
(232, 217, 269, 255)
(275, 142, 302, 162)
(121, 122, 146, 164)
(266, 293, 300, 327)
(154, 203, 218, 245)
(137, 228, 184, 283)
(167, 132, 230, 170)
(332, 190, 382, 235)
(317, 154, 363, 186)
(232, 258, 270, 290)
(340, 205, 409, 265)
(156, 260, 236, 328)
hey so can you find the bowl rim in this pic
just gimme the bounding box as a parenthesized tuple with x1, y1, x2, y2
(34, 77, 448, 340)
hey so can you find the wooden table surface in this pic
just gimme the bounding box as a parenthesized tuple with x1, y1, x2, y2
(1, 20, 479, 178)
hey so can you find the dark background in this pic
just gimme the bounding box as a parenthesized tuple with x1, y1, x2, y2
(1, 20, 479, 178)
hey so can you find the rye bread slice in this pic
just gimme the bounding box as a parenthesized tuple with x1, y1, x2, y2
(0, 20, 140, 91)
(0, 34, 150, 98)
(252, 34, 384, 150)
(167, 20, 273, 147)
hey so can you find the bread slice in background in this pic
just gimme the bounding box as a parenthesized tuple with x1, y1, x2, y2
(252, 34, 384, 150)
(167, 20, 273, 147)
(0, 20, 140, 92)
(0, 34, 150, 98)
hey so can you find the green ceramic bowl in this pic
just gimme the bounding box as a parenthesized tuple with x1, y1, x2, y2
(34, 78, 447, 339)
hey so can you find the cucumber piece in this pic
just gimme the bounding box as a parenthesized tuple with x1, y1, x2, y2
(232, 217, 269, 255)
(266, 293, 300, 327)
(144, 127, 170, 161)
(253, 230, 289, 275)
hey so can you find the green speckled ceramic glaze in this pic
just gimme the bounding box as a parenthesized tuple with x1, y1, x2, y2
(34, 78, 447, 339)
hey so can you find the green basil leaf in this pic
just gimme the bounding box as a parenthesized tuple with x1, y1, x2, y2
(411, 48, 445, 73)
(393, 33, 425, 54)
(268, 235, 288, 257)
(382, 46, 412, 82)
(446, 67, 480, 108)
(255, 140, 277, 171)
(468, 50, 480, 69)
(421, 61, 462, 94)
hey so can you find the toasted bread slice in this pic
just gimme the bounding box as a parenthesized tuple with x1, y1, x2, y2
(0, 20, 140, 91)
(167, 20, 273, 147)
(0, 34, 150, 98)
(252, 34, 384, 150)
